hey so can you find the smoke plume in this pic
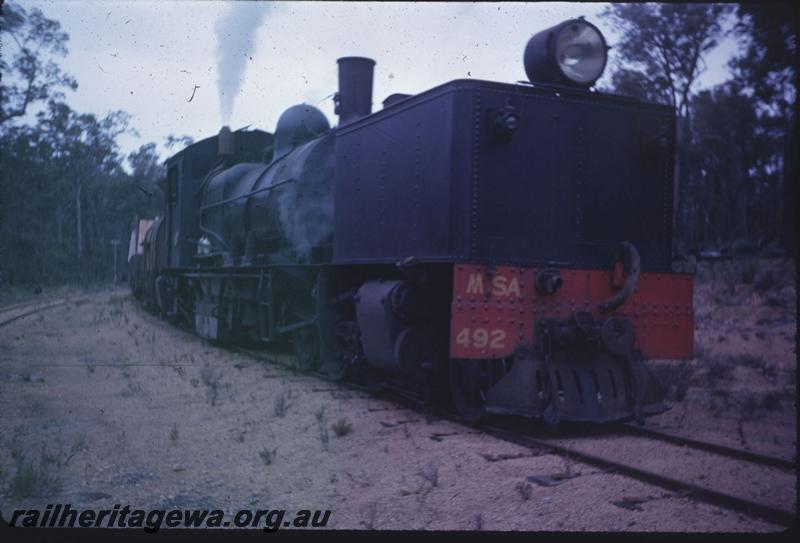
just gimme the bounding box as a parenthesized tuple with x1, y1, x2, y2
(214, 2, 272, 124)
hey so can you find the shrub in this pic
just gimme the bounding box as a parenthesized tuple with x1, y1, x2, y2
(753, 270, 776, 293)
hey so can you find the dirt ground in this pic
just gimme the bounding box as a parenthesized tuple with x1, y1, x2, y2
(648, 257, 796, 459)
(0, 258, 795, 532)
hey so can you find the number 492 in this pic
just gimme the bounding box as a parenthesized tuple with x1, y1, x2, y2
(455, 327, 506, 350)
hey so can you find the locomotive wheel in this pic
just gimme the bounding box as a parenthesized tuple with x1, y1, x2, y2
(291, 325, 321, 371)
(449, 359, 486, 422)
(325, 353, 349, 381)
(358, 361, 384, 394)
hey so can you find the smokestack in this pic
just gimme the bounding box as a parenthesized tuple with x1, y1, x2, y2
(218, 125, 234, 156)
(335, 57, 375, 125)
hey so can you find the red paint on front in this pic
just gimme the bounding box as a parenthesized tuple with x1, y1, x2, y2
(450, 264, 694, 360)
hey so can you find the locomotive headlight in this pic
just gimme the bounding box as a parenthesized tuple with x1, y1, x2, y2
(524, 18, 608, 88)
(555, 21, 606, 84)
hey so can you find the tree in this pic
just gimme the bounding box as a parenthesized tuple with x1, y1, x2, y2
(682, 82, 781, 246)
(0, 1, 77, 125)
(600, 4, 734, 250)
(731, 3, 797, 253)
(732, 4, 796, 113)
(128, 143, 166, 219)
(0, 3, 165, 287)
(601, 4, 734, 119)
(37, 102, 132, 280)
(165, 134, 195, 152)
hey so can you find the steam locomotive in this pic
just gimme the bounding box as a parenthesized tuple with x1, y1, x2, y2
(129, 19, 694, 424)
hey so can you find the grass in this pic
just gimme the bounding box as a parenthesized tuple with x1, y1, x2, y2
(704, 357, 735, 385)
(170, 423, 179, 444)
(764, 295, 786, 308)
(760, 391, 783, 411)
(273, 393, 291, 417)
(740, 260, 758, 284)
(319, 422, 329, 451)
(694, 257, 792, 293)
(68, 435, 88, 462)
(259, 447, 278, 466)
(753, 269, 777, 293)
(739, 390, 790, 419)
(650, 361, 695, 402)
(39, 444, 62, 466)
(316, 406, 330, 451)
(733, 353, 777, 378)
(200, 364, 223, 406)
(515, 481, 533, 501)
(562, 451, 576, 478)
(120, 368, 143, 397)
(8, 449, 63, 500)
(418, 462, 439, 488)
(741, 394, 759, 420)
(331, 417, 353, 437)
(360, 502, 377, 530)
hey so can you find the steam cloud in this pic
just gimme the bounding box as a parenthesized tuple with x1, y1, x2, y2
(277, 137, 336, 261)
(214, 2, 272, 124)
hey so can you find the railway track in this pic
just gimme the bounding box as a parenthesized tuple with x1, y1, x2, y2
(0, 299, 48, 315)
(0, 298, 75, 328)
(0, 294, 106, 329)
(477, 421, 795, 527)
(233, 345, 796, 528)
(615, 422, 795, 471)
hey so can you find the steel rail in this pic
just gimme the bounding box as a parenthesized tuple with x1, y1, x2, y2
(476, 422, 796, 527)
(0, 299, 46, 315)
(0, 295, 104, 328)
(0, 300, 72, 328)
(615, 423, 796, 471)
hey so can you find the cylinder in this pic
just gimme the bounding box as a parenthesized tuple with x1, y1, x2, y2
(336, 57, 375, 125)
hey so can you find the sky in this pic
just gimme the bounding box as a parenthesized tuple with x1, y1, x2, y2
(15, 1, 741, 166)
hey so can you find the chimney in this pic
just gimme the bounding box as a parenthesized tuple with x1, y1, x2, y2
(218, 125, 234, 156)
(335, 57, 376, 125)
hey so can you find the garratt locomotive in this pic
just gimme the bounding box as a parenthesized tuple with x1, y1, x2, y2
(129, 18, 694, 424)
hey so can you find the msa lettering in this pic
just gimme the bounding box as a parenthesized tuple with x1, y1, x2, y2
(466, 273, 483, 294)
(464, 273, 520, 297)
(455, 327, 507, 350)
